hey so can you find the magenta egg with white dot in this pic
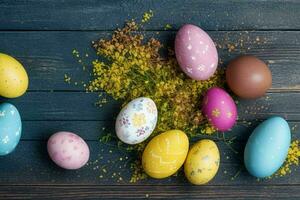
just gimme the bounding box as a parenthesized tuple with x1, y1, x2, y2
(202, 87, 237, 131)
(175, 24, 218, 80)
(47, 131, 90, 170)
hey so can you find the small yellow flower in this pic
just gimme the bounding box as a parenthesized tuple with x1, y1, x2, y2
(212, 108, 221, 118)
(204, 126, 215, 135)
(132, 113, 146, 127)
(227, 111, 233, 118)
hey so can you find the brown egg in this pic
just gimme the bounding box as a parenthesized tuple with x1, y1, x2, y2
(226, 55, 272, 99)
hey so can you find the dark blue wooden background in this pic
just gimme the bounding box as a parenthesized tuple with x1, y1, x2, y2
(0, 0, 300, 199)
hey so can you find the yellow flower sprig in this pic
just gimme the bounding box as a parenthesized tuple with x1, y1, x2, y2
(89, 21, 225, 141)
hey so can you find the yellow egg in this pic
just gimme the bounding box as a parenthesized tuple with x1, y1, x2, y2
(0, 53, 29, 98)
(184, 139, 220, 185)
(142, 130, 189, 179)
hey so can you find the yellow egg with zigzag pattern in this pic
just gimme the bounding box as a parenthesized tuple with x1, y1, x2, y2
(142, 130, 189, 179)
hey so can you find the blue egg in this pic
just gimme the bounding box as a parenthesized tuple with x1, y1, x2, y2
(0, 103, 22, 155)
(244, 116, 291, 178)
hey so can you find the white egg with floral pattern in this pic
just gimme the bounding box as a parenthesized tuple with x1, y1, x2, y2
(115, 97, 158, 144)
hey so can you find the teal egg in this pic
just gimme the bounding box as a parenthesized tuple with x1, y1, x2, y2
(244, 116, 291, 178)
(0, 103, 22, 155)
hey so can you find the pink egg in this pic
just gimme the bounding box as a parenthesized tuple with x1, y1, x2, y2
(47, 131, 90, 170)
(202, 87, 237, 131)
(175, 24, 218, 80)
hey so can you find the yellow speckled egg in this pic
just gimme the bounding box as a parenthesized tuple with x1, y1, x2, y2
(184, 139, 220, 185)
(0, 53, 29, 98)
(142, 130, 189, 179)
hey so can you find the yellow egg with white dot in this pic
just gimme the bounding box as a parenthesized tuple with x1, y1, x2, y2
(0, 53, 29, 98)
(142, 130, 189, 179)
(184, 139, 220, 185)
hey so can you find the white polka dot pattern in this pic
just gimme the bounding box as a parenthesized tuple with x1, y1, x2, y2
(175, 24, 218, 80)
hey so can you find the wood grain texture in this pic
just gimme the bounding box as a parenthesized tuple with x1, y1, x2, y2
(0, 31, 300, 91)
(1, 92, 300, 121)
(0, 185, 300, 199)
(18, 120, 300, 142)
(0, 0, 300, 31)
(0, 140, 300, 185)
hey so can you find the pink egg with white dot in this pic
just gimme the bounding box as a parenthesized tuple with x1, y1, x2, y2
(202, 87, 237, 131)
(175, 24, 218, 80)
(47, 131, 90, 170)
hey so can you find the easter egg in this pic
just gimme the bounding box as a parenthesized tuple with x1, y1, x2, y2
(0, 103, 22, 155)
(0, 53, 29, 98)
(175, 24, 218, 80)
(142, 130, 189, 179)
(202, 87, 237, 131)
(244, 117, 291, 178)
(47, 131, 90, 170)
(226, 55, 272, 99)
(184, 139, 220, 185)
(115, 97, 158, 144)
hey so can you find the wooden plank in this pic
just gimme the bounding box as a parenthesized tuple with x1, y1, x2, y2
(0, 140, 299, 185)
(0, 31, 299, 91)
(21, 121, 109, 141)
(19, 120, 300, 141)
(0, 0, 300, 31)
(0, 185, 300, 199)
(1, 92, 300, 121)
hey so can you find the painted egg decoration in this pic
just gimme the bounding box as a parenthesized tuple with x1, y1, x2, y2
(142, 130, 189, 179)
(0, 53, 29, 98)
(244, 117, 291, 178)
(202, 87, 237, 131)
(184, 139, 220, 185)
(175, 24, 218, 80)
(115, 97, 158, 145)
(0, 103, 22, 155)
(47, 131, 90, 170)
